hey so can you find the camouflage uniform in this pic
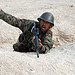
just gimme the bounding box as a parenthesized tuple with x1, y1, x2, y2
(0, 10, 53, 53)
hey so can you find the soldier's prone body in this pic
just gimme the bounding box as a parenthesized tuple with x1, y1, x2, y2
(0, 8, 54, 54)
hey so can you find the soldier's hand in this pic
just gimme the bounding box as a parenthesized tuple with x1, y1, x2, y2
(32, 36, 35, 44)
(32, 36, 42, 48)
(38, 39, 42, 48)
(0, 8, 2, 12)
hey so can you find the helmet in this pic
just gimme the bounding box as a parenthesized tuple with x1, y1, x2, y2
(37, 12, 54, 26)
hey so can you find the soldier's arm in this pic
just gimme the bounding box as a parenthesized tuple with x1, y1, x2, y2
(0, 9, 34, 32)
(0, 9, 22, 27)
(40, 32, 53, 53)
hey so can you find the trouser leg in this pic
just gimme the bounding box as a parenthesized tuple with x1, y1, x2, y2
(13, 33, 35, 52)
(13, 43, 29, 52)
(13, 43, 19, 51)
(13, 33, 28, 52)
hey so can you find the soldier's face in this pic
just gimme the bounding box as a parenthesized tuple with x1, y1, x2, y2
(39, 20, 52, 32)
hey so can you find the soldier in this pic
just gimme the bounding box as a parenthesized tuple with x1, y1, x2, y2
(0, 8, 54, 53)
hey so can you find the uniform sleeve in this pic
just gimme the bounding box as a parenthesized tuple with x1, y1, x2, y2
(0, 10, 34, 32)
(39, 32, 53, 54)
(0, 10, 22, 27)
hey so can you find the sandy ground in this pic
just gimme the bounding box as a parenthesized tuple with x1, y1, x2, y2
(0, 0, 75, 75)
(0, 42, 75, 75)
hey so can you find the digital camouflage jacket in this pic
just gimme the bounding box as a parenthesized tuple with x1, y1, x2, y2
(0, 10, 53, 53)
